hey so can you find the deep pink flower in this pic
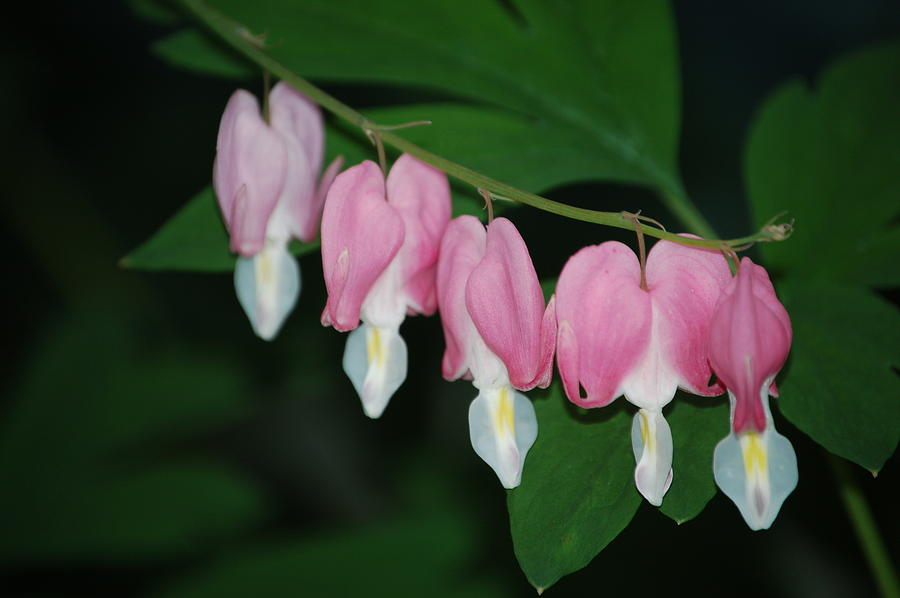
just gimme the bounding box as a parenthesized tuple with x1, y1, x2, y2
(555, 237, 731, 505)
(709, 258, 792, 432)
(212, 82, 340, 340)
(436, 216, 556, 488)
(320, 155, 451, 418)
(710, 257, 797, 530)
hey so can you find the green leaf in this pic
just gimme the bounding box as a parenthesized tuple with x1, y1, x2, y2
(776, 280, 900, 473)
(507, 386, 641, 592)
(746, 40, 900, 286)
(152, 29, 255, 79)
(122, 185, 319, 272)
(0, 309, 265, 560)
(659, 393, 728, 524)
(834, 225, 900, 289)
(155, 0, 687, 203)
(122, 186, 234, 271)
(355, 102, 641, 204)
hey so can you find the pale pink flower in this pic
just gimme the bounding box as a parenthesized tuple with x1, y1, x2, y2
(213, 82, 341, 340)
(437, 216, 556, 488)
(321, 155, 450, 418)
(555, 237, 731, 505)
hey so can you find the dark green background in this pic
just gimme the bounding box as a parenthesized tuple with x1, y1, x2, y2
(2, 1, 898, 596)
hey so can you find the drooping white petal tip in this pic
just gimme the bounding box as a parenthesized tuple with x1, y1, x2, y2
(468, 386, 538, 489)
(234, 245, 301, 341)
(343, 323, 408, 419)
(713, 425, 798, 530)
(630, 408, 673, 506)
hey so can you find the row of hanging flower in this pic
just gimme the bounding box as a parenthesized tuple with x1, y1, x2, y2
(212, 82, 798, 531)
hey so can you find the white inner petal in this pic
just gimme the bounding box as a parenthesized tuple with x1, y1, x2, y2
(467, 327, 510, 391)
(713, 389, 798, 530)
(264, 181, 294, 242)
(234, 242, 300, 341)
(468, 385, 538, 489)
(342, 322, 408, 419)
(620, 301, 679, 411)
(360, 257, 408, 330)
(630, 408, 674, 506)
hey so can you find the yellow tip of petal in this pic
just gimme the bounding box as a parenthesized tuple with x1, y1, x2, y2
(493, 387, 515, 436)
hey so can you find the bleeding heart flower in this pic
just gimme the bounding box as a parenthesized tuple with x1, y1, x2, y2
(709, 257, 797, 530)
(321, 154, 451, 419)
(437, 216, 556, 488)
(213, 82, 342, 340)
(555, 237, 731, 505)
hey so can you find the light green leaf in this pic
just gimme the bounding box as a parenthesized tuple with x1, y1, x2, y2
(507, 386, 641, 592)
(776, 280, 900, 473)
(659, 393, 728, 524)
(746, 40, 900, 287)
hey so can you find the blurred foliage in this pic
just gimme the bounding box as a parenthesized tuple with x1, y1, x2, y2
(151, 467, 509, 598)
(0, 308, 264, 559)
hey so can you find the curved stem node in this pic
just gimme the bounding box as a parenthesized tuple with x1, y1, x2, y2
(373, 120, 433, 131)
(478, 187, 495, 223)
(362, 125, 388, 176)
(623, 211, 648, 290)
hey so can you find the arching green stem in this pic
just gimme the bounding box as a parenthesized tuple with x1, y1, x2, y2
(179, 0, 786, 250)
